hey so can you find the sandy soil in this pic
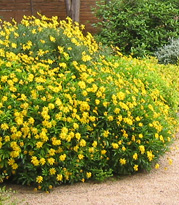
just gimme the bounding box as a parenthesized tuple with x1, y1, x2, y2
(4, 133, 179, 205)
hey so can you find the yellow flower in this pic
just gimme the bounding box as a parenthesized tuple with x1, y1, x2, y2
(38, 185, 42, 190)
(39, 158, 46, 165)
(49, 35, 56, 42)
(6, 62, 11, 67)
(78, 81, 86, 89)
(95, 99, 100, 105)
(31, 127, 38, 135)
(73, 145, 79, 152)
(139, 145, 145, 154)
(86, 172, 92, 179)
(48, 103, 55, 109)
(59, 154, 66, 161)
(139, 134, 143, 139)
(133, 165, 138, 171)
(103, 130, 110, 137)
(117, 92, 125, 100)
(133, 153, 138, 160)
(82, 90, 88, 96)
(49, 168, 56, 175)
(89, 116, 96, 122)
(160, 135, 165, 143)
(12, 163, 18, 170)
(0, 103, 3, 108)
(27, 74, 34, 82)
(28, 117, 35, 124)
(80, 101, 90, 111)
(155, 163, 160, 169)
(114, 108, 120, 114)
(136, 139, 141, 144)
(167, 137, 171, 142)
(112, 143, 119, 149)
(119, 102, 129, 110)
(96, 90, 102, 98)
(89, 147, 95, 153)
(118, 140, 122, 145)
(78, 154, 84, 160)
(119, 158, 126, 165)
(19, 142, 24, 147)
(4, 136, 10, 142)
(101, 150, 107, 155)
(58, 46, 64, 53)
(47, 157, 55, 165)
(1, 75, 8, 82)
(36, 141, 43, 148)
(8, 158, 15, 165)
(1, 123, 9, 130)
(73, 123, 79, 129)
(123, 118, 133, 125)
(15, 117, 24, 125)
(75, 133, 81, 140)
(80, 139, 86, 147)
(82, 53, 92, 62)
(10, 151, 20, 158)
(56, 174, 63, 181)
(168, 158, 173, 165)
(108, 115, 114, 121)
(48, 148, 56, 156)
(81, 178, 85, 182)
(117, 115, 122, 122)
(36, 176, 43, 183)
(148, 104, 154, 111)
(138, 122, 143, 127)
(11, 43, 17, 48)
(59, 62, 67, 68)
(102, 101, 108, 108)
(31, 156, 39, 166)
(147, 150, 155, 161)
(135, 116, 141, 121)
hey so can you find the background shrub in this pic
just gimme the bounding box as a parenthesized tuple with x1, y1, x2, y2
(93, 0, 179, 57)
(155, 38, 179, 65)
(0, 15, 178, 192)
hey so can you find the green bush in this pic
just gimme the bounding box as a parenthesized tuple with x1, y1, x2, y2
(0, 15, 178, 192)
(93, 0, 179, 57)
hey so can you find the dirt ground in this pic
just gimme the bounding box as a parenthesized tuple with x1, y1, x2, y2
(4, 133, 179, 205)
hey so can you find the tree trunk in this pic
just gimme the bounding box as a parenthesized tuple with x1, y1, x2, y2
(64, 0, 80, 22)
(65, 0, 72, 17)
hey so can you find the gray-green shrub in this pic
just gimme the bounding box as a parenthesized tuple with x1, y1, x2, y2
(155, 38, 179, 65)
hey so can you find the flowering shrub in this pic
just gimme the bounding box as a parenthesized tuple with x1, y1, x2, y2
(0, 15, 178, 192)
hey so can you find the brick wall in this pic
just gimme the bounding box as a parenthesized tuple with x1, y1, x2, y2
(0, 0, 99, 33)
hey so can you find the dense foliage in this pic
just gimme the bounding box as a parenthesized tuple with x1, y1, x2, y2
(0, 14, 178, 192)
(93, 0, 179, 57)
